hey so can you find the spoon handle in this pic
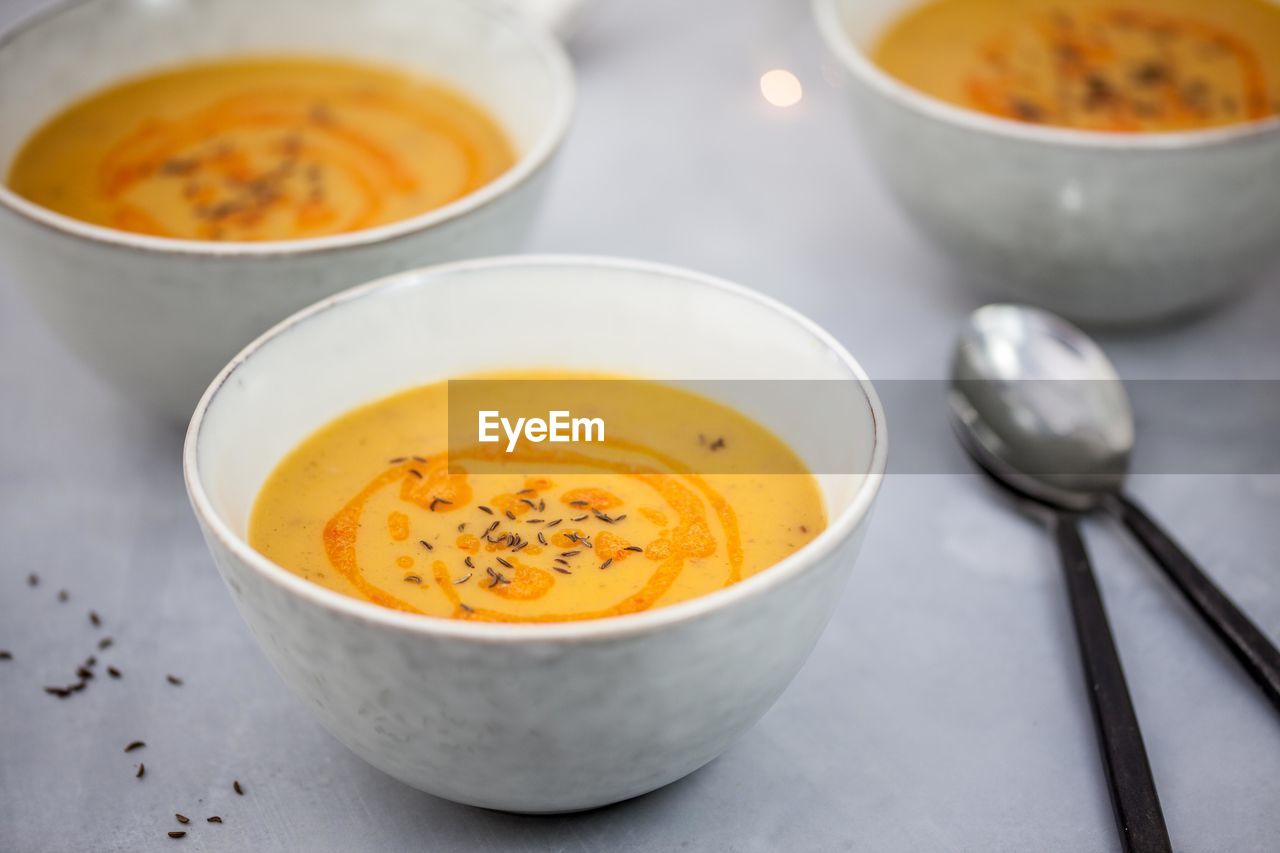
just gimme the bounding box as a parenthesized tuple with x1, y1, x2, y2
(1107, 492, 1280, 715)
(1052, 513, 1171, 853)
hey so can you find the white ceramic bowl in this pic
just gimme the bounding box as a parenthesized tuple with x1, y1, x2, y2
(815, 0, 1280, 325)
(184, 256, 887, 812)
(0, 0, 573, 420)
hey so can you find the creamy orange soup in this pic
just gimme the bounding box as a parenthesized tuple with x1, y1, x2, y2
(7, 56, 516, 240)
(249, 374, 827, 623)
(873, 0, 1280, 132)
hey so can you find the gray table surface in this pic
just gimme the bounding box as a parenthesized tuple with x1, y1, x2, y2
(3, 0, 1279, 850)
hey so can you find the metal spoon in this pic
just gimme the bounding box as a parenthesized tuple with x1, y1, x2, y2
(949, 304, 1170, 853)
(950, 304, 1280, 713)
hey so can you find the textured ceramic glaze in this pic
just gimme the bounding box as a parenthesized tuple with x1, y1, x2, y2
(815, 0, 1280, 326)
(184, 257, 886, 813)
(0, 0, 573, 420)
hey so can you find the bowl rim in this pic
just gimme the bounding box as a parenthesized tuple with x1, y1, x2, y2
(183, 254, 889, 643)
(0, 0, 575, 257)
(813, 0, 1280, 151)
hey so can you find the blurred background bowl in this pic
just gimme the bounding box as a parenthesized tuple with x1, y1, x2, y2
(0, 0, 574, 420)
(815, 0, 1280, 326)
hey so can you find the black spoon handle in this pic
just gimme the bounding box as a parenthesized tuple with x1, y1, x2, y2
(1052, 512, 1171, 853)
(1106, 491, 1280, 715)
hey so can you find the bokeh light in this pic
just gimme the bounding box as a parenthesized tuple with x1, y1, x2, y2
(760, 69, 803, 108)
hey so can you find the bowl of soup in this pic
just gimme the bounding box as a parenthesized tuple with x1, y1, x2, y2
(184, 255, 886, 812)
(815, 0, 1280, 325)
(0, 0, 573, 419)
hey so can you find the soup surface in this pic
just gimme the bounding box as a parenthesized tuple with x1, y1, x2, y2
(249, 374, 827, 623)
(872, 0, 1280, 131)
(7, 56, 516, 240)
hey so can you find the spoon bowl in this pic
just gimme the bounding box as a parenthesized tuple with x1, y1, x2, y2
(949, 304, 1135, 510)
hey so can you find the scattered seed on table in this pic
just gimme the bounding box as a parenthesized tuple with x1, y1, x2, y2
(167, 831, 186, 839)
(207, 816, 222, 824)
(124, 741, 145, 753)
(233, 780, 244, 795)
(98, 637, 113, 650)
(175, 814, 190, 824)
(27, 573, 38, 587)
(107, 666, 122, 679)
(57, 590, 68, 602)
(88, 611, 101, 628)
(136, 763, 145, 778)
(166, 674, 184, 686)
(0, 650, 11, 661)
